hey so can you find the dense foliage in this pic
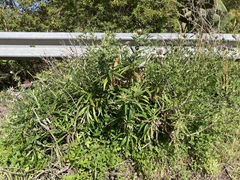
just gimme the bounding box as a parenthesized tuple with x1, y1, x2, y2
(0, 32, 239, 179)
(0, 0, 239, 33)
(0, 0, 239, 179)
(0, 0, 177, 32)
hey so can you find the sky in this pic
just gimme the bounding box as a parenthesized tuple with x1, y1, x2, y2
(0, 0, 50, 11)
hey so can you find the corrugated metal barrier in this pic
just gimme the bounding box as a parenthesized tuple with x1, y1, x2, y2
(0, 32, 239, 60)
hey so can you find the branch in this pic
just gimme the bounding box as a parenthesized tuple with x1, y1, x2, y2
(33, 109, 63, 161)
(186, 123, 214, 137)
(0, 167, 35, 176)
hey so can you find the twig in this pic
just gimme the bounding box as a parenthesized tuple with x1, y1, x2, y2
(33, 169, 51, 179)
(186, 123, 214, 137)
(104, 171, 128, 178)
(33, 166, 71, 179)
(33, 109, 63, 161)
(0, 167, 35, 176)
(173, 93, 195, 111)
(56, 166, 71, 176)
(0, 168, 24, 176)
(111, 160, 132, 168)
(224, 165, 233, 180)
(140, 142, 151, 150)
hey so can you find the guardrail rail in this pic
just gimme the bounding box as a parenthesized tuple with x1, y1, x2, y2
(0, 32, 239, 60)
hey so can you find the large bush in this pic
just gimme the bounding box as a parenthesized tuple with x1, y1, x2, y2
(0, 32, 240, 179)
(0, 0, 179, 32)
(0, 0, 238, 33)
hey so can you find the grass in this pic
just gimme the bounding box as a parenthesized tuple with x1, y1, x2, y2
(0, 32, 239, 179)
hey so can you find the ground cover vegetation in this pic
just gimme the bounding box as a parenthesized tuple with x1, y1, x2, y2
(0, 0, 240, 179)
(0, 31, 240, 179)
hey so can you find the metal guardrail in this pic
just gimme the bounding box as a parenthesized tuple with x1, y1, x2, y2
(0, 32, 239, 60)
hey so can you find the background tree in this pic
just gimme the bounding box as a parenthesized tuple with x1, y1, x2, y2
(0, 0, 237, 33)
(0, 0, 48, 31)
(0, 0, 179, 32)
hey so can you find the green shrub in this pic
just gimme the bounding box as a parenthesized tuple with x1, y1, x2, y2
(1, 0, 237, 33)
(0, 0, 179, 32)
(0, 32, 239, 179)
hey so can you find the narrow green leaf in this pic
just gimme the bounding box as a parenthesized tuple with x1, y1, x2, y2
(220, 12, 233, 29)
(121, 136, 127, 146)
(103, 78, 108, 91)
(216, 0, 227, 12)
(213, 13, 220, 23)
(184, 10, 192, 17)
(76, 106, 88, 117)
(92, 107, 99, 122)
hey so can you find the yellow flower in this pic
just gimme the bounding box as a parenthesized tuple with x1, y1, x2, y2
(51, 18, 55, 25)
(113, 57, 119, 67)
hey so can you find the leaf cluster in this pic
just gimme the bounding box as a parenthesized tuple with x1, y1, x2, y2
(178, 0, 234, 33)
